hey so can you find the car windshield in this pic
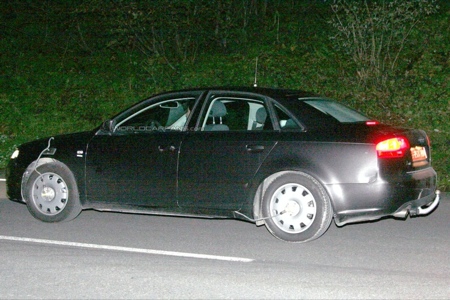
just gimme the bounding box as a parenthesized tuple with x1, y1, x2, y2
(304, 99, 369, 123)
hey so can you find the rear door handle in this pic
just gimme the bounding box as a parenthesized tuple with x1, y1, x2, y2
(246, 145, 265, 153)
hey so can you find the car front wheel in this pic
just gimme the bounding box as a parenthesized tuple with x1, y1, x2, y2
(261, 172, 333, 243)
(24, 161, 82, 222)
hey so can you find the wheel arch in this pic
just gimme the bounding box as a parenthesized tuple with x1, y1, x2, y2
(247, 149, 342, 226)
(21, 158, 85, 206)
(252, 169, 335, 227)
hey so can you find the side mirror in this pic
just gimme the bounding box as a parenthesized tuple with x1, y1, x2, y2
(101, 119, 116, 133)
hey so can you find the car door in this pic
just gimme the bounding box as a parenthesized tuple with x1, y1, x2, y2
(177, 91, 277, 213)
(85, 93, 200, 209)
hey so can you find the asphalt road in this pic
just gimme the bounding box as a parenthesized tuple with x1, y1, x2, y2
(0, 178, 449, 299)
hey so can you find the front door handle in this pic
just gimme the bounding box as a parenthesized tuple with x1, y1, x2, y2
(246, 145, 265, 153)
(158, 145, 177, 152)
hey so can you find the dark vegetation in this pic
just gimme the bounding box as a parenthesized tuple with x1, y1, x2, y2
(1, 0, 448, 190)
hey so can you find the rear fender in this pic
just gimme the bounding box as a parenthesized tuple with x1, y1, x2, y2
(248, 142, 378, 223)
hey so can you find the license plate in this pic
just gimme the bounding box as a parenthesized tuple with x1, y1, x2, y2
(411, 146, 427, 162)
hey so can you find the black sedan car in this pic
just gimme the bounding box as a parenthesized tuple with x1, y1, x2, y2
(6, 87, 440, 242)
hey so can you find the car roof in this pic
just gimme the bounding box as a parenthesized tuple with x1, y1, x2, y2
(160, 86, 319, 100)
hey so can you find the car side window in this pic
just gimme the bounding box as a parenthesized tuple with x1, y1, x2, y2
(116, 98, 195, 133)
(202, 97, 273, 131)
(274, 104, 302, 130)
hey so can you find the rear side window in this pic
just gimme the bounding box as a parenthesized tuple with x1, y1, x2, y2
(201, 96, 273, 131)
(274, 104, 302, 131)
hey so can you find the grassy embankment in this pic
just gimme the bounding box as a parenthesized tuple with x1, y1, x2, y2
(1, 2, 448, 189)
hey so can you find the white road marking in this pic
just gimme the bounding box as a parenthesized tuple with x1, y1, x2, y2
(0, 235, 254, 263)
(0, 179, 5, 182)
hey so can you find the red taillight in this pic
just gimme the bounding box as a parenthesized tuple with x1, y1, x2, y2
(376, 137, 410, 158)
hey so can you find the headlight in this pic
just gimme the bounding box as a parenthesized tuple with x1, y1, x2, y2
(11, 149, 19, 159)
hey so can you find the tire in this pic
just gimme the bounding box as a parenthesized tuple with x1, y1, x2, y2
(24, 162, 82, 222)
(261, 172, 333, 243)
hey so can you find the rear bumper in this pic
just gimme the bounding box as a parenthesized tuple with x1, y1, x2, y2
(393, 190, 440, 217)
(329, 167, 438, 226)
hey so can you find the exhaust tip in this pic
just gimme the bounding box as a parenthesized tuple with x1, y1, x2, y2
(393, 209, 409, 219)
(417, 190, 440, 215)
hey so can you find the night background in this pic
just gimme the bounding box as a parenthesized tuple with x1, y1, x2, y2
(1, 0, 449, 189)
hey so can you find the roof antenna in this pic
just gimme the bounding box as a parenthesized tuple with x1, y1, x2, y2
(253, 57, 258, 87)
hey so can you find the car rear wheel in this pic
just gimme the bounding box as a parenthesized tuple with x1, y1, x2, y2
(261, 172, 333, 242)
(24, 162, 82, 222)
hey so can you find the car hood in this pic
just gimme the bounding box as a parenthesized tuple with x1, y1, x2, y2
(17, 130, 96, 157)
